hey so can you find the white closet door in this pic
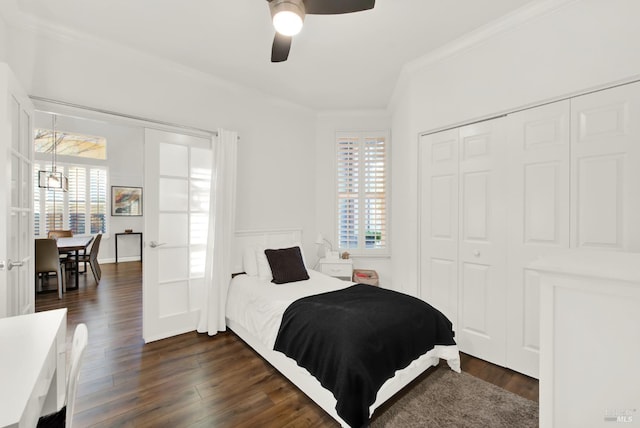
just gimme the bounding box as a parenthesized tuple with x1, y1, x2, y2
(571, 81, 640, 252)
(505, 100, 571, 378)
(419, 129, 459, 326)
(457, 119, 507, 366)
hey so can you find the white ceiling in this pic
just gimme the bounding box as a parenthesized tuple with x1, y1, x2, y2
(8, 0, 535, 110)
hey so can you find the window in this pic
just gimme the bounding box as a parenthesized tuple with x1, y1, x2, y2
(34, 124, 108, 237)
(336, 131, 388, 254)
(34, 164, 108, 237)
(34, 129, 106, 160)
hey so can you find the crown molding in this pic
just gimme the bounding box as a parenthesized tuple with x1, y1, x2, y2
(317, 109, 390, 118)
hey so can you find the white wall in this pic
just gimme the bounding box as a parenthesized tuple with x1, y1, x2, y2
(4, 18, 318, 255)
(390, 0, 640, 296)
(0, 14, 6, 62)
(315, 110, 393, 284)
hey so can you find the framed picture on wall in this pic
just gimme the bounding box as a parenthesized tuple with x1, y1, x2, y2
(112, 186, 143, 216)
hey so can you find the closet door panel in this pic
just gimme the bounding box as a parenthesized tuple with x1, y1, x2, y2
(462, 172, 489, 241)
(524, 162, 562, 244)
(571, 82, 640, 252)
(506, 99, 570, 378)
(457, 120, 507, 366)
(419, 130, 459, 326)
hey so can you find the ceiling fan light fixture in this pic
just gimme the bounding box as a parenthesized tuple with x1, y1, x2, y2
(270, 0, 305, 36)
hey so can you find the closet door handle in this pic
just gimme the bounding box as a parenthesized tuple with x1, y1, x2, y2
(7, 259, 24, 271)
(473, 250, 481, 257)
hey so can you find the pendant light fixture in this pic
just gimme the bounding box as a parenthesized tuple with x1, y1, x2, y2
(38, 114, 68, 191)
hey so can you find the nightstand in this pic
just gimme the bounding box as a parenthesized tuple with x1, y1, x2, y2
(317, 258, 353, 280)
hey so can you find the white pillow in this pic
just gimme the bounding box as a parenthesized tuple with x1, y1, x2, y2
(243, 247, 258, 276)
(292, 242, 308, 267)
(256, 247, 272, 280)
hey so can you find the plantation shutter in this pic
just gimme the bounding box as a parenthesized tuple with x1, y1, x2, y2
(67, 166, 86, 234)
(45, 177, 65, 232)
(337, 135, 359, 249)
(336, 131, 388, 253)
(363, 135, 386, 249)
(33, 164, 41, 236)
(90, 168, 107, 234)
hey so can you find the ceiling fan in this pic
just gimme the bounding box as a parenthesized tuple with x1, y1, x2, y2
(267, 0, 376, 62)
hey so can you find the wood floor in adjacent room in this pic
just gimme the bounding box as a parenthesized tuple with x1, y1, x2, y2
(36, 262, 538, 427)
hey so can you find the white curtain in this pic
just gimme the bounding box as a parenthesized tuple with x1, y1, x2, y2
(197, 128, 238, 335)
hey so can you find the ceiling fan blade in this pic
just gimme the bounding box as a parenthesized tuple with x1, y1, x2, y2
(303, 0, 375, 15)
(271, 33, 292, 62)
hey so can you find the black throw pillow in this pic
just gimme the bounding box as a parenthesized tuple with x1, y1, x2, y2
(264, 246, 310, 284)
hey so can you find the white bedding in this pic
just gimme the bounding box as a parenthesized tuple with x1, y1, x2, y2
(226, 269, 352, 349)
(225, 269, 461, 426)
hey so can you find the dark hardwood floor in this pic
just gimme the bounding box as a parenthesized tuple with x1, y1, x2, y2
(36, 262, 538, 427)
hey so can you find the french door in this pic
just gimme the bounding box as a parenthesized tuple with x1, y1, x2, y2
(143, 128, 213, 342)
(0, 64, 34, 318)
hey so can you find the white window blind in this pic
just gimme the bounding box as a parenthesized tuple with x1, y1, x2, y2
(336, 131, 388, 253)
(44, 172, 64, 231)
(34, 175, 41, 236)
(34, 163, 108, 237)
(90, 168, 107, 234)
(68, 166, 86, 234)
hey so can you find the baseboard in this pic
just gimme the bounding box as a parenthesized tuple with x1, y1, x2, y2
(99, 256, 141, 264)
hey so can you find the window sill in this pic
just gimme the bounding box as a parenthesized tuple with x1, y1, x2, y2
(339, 252, 391, 259)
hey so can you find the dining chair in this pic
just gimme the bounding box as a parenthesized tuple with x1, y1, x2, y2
(48, 229, 78, 266)
(65, 234, 102, 285)
(35, 239, 66, 299)
(37, 323, 88, 428)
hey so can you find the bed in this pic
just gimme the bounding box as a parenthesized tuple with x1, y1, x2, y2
(226, 229, 460, 427)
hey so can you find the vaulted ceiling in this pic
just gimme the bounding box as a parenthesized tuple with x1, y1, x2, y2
(4, 0, 535, 110)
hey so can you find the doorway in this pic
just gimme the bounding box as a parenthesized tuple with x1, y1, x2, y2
(32, 100, 215, 345)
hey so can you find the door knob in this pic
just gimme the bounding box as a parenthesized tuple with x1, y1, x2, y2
(0, 260, 5, 271)
(7, 259, 24, 271)
(149, 241, 167, 248)
(473, 250, 481, 257)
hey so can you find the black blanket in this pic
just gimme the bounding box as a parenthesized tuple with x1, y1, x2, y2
(273, 284, 456, 428)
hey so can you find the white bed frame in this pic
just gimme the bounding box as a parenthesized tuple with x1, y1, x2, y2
(228, 229, 460, 427)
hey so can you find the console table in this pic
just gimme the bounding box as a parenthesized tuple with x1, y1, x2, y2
(115, 232, 143, 263)
(0, 309, 67, 428)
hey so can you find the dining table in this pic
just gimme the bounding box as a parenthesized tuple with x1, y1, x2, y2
(56, 235, 94, 289)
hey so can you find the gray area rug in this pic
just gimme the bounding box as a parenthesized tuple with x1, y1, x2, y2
(370, 366, 539, 428)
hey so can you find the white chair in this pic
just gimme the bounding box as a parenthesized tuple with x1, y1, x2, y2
(37, 323, 89, 428)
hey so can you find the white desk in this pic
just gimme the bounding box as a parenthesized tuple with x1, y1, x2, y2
(0, 309, 67, 428)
